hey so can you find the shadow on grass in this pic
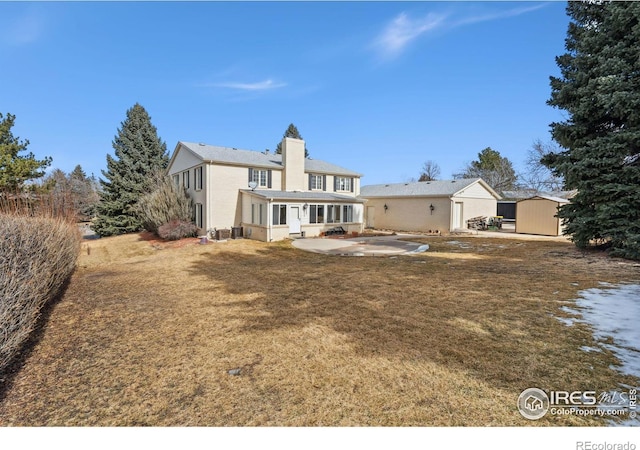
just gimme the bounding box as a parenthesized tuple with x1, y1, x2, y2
(0, 276, 73, 403)
(186, 241, 634, 393)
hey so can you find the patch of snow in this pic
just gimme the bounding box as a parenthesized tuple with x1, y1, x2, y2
(446, 241, 473, 249)
(580, 346, 603, 353)
(573, 284, 640, 378)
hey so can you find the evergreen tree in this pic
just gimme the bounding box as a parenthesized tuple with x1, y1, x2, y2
(543, 2, 640, 259)
(274, 123, 310, 158)
(455, 147, 517, 191)
(0, 112, 52, 191)
(92, 104, 168, 236)
(69, 165, 100, 220)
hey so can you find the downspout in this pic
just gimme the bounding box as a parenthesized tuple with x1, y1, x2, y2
(267, 198, 273, 242)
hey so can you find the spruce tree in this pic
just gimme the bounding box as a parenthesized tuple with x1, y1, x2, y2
(544, 2, 640, 259)
(274, 123, 310, 158)
(0, 112, 51, 191)
(455, 147, 517, 192)
(92, 104, 168, 236)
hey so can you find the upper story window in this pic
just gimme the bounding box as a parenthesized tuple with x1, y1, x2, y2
(182, 171, 190, 189)
(194, 166, 203, 191)
(335, 177, 353, 192)
(249, 168, 272, 188)
(309, 174, 324, 191)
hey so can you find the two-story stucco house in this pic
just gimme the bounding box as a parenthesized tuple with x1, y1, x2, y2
(167, 137, 364, 241)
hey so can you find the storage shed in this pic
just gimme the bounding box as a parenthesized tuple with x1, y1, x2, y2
(515, 195, 569, 236)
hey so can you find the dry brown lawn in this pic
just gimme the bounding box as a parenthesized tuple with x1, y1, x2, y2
(0, 232, 638, 426)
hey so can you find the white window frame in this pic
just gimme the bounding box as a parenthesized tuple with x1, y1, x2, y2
(251, 169, 268, 188)
(272, 204, 287, 225)
(310, 204, 325, 224)
(252, 203, 266, 225)
(310, 174, 323, 190)
(343, 205, 353, 223)
(195, 203, 203, 228)
(182, 170, 190, 189)
(195, 166, 203, 191)
(336, 177, 352, 192)
(173, 174, 180, 187)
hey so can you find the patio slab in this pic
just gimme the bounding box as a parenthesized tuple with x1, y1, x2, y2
(291, 234, 428, 256)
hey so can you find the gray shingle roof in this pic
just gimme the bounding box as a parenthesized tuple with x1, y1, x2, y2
(360, 179, 484, 198)
(519, 195, 570, 204)
(178, 142, 361, 176)
(500, 190, 577, 200)
(243, 190, 364, 203)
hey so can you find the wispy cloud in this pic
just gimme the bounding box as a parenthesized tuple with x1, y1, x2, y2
(1, 8, 45, 46)
(212, 79, 287, 91)
(453, 3, 549, 28)
(373, 12, 447, 60)
(372, 3, 549, 61)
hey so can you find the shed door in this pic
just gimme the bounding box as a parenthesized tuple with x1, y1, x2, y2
(453, 202, 463, 229)
(290, 206, 301, 234)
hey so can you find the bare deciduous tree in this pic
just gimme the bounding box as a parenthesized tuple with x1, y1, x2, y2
(418, 160, 441, 181)
(518, 139, 564, 191)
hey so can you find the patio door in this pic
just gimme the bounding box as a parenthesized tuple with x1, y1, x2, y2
(290, 206, 301, 234)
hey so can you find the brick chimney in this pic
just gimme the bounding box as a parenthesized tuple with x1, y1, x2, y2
(282, 137, 305, 191)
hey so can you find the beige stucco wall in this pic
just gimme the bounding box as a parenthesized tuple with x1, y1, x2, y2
(516, 198, 565, 236)
(456, 198, 498, 228)
(312, 174, 359, 197)
(363, 195, 497, 233)
(456, 182, 497, 200)
(363, 197, 452, 233)
(167, 146, 201, 174)
(282, 138, 306, 191)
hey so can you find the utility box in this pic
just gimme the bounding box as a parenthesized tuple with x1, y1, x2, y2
(215, 229, 231, 240)
(231, 227, 243, 239)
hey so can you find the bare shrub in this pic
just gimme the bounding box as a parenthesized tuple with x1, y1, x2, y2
(0, 213, 80, 372)
(157, 219, 197, 241)
(136, 174, 193, 234)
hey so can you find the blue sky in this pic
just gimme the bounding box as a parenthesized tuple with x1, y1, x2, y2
(1, 1, 570, 186)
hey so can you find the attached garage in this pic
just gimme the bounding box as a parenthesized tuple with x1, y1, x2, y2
(515, 195, 569, 236)
(359, 178, 500, 234)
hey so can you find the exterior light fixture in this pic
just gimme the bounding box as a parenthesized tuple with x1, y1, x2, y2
(384, 204, 388, 212)
(430, 204, 435, 214)
(303, 203, 308, 212)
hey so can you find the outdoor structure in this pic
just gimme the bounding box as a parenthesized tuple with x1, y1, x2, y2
(166, 138, 364, 241)
(359, 178, 500, 234)
(515, 195, 569, 236)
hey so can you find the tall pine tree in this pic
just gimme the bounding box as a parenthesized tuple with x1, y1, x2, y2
(454, 147, 517, 192)
(92, 104, 168, 236)
(274, 123, 309, 158)
(544, 2, 640, 259)
(0, 112, 52, 191)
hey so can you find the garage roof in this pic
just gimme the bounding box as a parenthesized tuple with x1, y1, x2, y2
(360, 178, 499, 199)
